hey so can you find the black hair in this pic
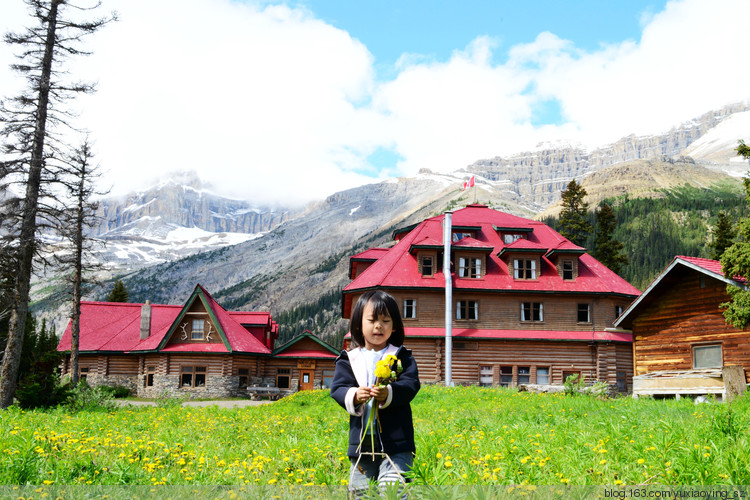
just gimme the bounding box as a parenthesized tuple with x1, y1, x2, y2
(349, 290, 405, 348)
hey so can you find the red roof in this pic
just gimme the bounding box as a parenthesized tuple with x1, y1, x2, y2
(274, 348, 338, 358)
(676, 255, 724, 276)
(345, 204, 641, 298)
(404, 327, 632, 342)
(351, 248, 390, 260)
(58, 285, 273, 355)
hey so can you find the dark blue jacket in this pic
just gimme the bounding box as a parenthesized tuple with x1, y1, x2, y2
(330, 344, 420, 457)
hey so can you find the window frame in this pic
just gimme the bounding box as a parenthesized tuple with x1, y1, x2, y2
(692, 344, 723, 369)
(420, 255, 435, 277)
(517, 366, 531, 385)
(458, 256, 482, 278)
(479, 365, 494, 387)
(238, 368, 249, 388)
(277, 368, 291, 389)
(403, 299, 417, 319)
(180, 366, 207, 388)
(456, 300, 479, 320)
(191, 319, 205, 340)
(499, 366, 513, 387)
(513, 258, 537, 280)
(521, 302, 543, 322)
(562, 260, 574, 280)
(577, 303, 591, 323)
(145, 365, 155, 387)
(536, 367, 550, 385)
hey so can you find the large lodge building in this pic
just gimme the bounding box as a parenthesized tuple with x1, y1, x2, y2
(58, 203, 643, 396)
(343, 204, 641, 392)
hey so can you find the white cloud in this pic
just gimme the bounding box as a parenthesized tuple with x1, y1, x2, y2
(1, 0, 749, 207)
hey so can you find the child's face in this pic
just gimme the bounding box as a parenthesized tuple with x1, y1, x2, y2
(361, 300, 393, 351)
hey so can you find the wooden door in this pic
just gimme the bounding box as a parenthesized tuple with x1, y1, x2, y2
(300, 370, 314, 391)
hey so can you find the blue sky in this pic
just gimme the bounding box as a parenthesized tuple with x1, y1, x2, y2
(0, 0, 748, 206)
(297, 0, 660, 66)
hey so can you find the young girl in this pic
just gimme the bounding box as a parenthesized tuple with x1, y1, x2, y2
(330, 290, 420, 492)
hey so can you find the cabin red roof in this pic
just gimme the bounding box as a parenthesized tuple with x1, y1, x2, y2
(344, 205, 641, 305)
(58, 285, 274, 355)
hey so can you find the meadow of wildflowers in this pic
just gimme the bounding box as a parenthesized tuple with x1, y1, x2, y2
(1, 385, 749, 490)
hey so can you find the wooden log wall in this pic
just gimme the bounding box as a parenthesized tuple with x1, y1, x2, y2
(388, 290, 631, 331)
(632, 270, 750, 383)
(406, 338, 631, 387)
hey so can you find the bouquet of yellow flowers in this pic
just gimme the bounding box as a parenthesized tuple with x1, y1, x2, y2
(358, 354, 403, 454)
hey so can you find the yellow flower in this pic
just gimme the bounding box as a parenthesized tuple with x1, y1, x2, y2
(374, 362, 392, 380)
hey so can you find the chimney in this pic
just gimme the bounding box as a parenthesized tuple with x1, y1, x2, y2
(140, 300, 152, 340)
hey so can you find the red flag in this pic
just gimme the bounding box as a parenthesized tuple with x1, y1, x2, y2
(462, 181, 468, 191)
(468, 175, 475, 187)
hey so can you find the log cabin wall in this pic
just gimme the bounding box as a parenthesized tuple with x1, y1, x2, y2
(405, 337, 631, 389)
(632, 269, 750, 383)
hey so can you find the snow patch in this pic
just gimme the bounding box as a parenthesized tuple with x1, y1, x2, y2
(349, 205, 361, 216)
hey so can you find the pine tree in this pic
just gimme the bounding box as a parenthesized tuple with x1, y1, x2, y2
(710, 211, 735, 260)
(558, 179, 592, 247)
(107, 280, 129, 303)
(720, 140, 750, 328)
(592, 202, 629, 275)
(0, 0, 114, 409)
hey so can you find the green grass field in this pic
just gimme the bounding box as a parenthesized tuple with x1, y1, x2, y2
(2, 385, 749, 489)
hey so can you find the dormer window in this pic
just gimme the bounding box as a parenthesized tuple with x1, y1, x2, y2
(458, 257, 482, 278)
(513, 259, 536, 280)
(562, 260, 574, 280)
(191, 319, 204, 340)
(452, 232, 473, 242)
(503, 233, 524, 245)
(420, 255, 434, 277)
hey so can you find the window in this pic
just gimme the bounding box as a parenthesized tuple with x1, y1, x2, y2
(191, 319, 204, 340)
(521, 302, 543, 322)
(456, 300, 478, 320)
(458, 257, 482, 278)
(238, 368, 249, 388)
(514, 259, 536, 279)
(563, 371, 581, 384)
(503, 233, 523, 244)
(479, 366, 493, 386)
(518, 367, 530, 385)
(577, 303, 590, 323)
(145, 366, 155, 387)
(500, 366, 513, 387)
(181, 366, 206, 388)
(562, 260, 574, 280)
(403, 299, 417, 319)
(693, 344, 722, 369)
(420, 255, 434, 277)
(614, 305, 624, 319)
(536, 367, 550, 385)
(452, 232, 473, 242)
(322, 370, 335, 389)
(79, 367, 89, 382)
(277, 368, 291, 389)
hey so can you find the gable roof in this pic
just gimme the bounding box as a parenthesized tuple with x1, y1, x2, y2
(58, 284, 273, 355)
(614, 255, 747, 329)
(344, 205, 640, 314)
(273, 330, 339, 359)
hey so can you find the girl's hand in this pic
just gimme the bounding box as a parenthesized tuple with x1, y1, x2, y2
(354, 386, 372, 405)
(370, 385, 388, 403)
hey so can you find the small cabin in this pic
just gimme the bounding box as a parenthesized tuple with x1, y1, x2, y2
(615, 256, 749, 399)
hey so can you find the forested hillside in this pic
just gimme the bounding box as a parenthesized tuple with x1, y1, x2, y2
(545, 181, 748, 290)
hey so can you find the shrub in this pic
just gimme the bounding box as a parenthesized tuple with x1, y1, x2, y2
(15, 372, 72, 409)
(64, 381, 119, 412)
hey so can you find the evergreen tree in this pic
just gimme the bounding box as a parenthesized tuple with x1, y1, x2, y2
(710, 211, 735, 260)
(0, 0, 114, 409)
(720, 140, 750, 328)
(558, 179, 592, 247)
(592, 202, 629, 275)
(107, 280, 129, 303)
